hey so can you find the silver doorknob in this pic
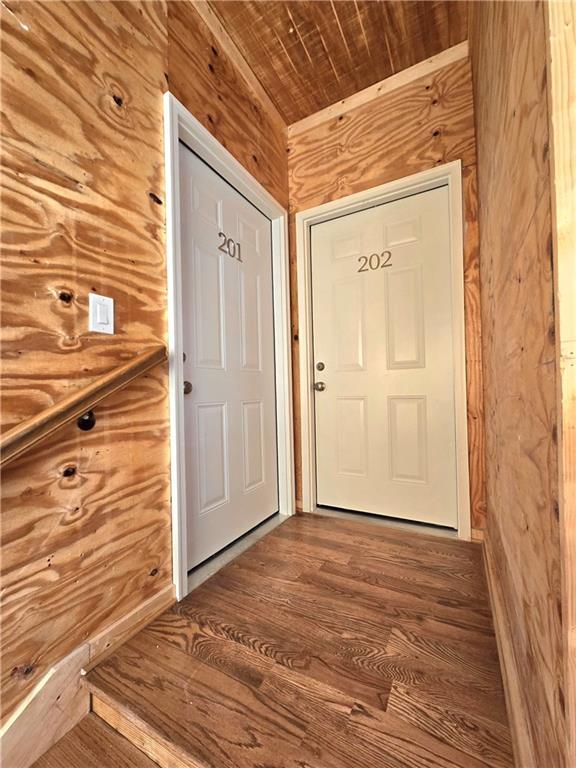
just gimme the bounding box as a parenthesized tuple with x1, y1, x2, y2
(314, 381, 326, 392)
(183, 381, 193, 395)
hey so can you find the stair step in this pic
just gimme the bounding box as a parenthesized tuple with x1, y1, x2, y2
(32, 713, 159, 768)
(91, 691, 198, 768)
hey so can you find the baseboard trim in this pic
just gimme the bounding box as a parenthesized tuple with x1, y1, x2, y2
(85, 584, 175, 671)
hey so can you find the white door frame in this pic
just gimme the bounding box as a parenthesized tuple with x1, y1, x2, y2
(296, 161, 471, 539)
(164, 93, 295, 599)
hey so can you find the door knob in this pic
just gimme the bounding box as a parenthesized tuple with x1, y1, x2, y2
(314, 381, 326, 392)
(183, 381, 193, 395)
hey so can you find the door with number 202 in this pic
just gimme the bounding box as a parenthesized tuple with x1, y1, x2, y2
(311, 186, 459, 528)
(179, 142, 279, 569)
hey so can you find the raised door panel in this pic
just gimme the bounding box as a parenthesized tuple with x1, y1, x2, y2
(385, 216, 422, 248)
(196, 403, 229, 514)
(242, 400, 266, 492)
(193, 247, 225, 370)
(388, 396, 428, 483)
(331, 233, 363, 261)
(193, 183, 223, 229)
(239, 272, 262, 372)
(385, 265, 426, 370)
(335, 397, 368, 477)
(333, 279, 366, 372)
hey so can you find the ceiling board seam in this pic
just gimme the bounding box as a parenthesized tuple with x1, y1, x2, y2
(287, 40, 469, 138)
(330, 1, 353, 63)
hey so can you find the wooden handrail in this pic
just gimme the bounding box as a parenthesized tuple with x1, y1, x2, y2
(1, 345, 167, 469)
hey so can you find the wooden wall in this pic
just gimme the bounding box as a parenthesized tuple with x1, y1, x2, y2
(0, 0, 287, 726)
(167, 1, 287, 208)
(546, 4, 576, 764)
(288, 56, 486, 534)
(469, 2, 567, 765)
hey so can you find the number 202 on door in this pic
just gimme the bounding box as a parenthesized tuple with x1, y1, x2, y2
(357, 250, 392, 273)
(218, 231, 243, 262)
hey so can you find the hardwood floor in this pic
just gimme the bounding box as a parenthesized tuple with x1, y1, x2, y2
(84, 513, 513, 768)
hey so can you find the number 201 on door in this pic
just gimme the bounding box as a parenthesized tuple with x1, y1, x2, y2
(218, 232, 243, 263)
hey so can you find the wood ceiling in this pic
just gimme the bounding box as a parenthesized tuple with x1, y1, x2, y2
(209, 1, 469, 124)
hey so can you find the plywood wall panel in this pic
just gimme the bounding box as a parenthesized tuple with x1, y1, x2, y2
(469, 1, 566, 764)
(1, 0, 169, 431)
(0, 0, 171, 726)
(288, 58, 486, 532)
(1, 369, 172, 721)
(289, 57, 476, 211)
(167, 0, 288, 208)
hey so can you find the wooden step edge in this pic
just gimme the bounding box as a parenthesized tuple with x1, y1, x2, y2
(31, 713, 161, 768)
(90, 690, 205, 768)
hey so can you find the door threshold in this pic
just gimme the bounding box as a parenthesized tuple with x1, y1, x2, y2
(186, 512, 284, 594)
(312, 505, 458, 539)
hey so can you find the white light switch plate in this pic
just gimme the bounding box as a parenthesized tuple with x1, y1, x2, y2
(89, 292, 114, 334)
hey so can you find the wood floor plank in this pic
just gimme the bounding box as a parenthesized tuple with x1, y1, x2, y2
(147, 604, 393, 711)
(89, 633, 309, 768)
(385, 625, 502, 692)
(284, 514, 484, 562)
(262, 531, 486, 593)
(169, 598, 393, 712)
(86, 513, 513, 768)
(301, 564, 494, 632)
(386, 681, 514, 768)
(341, 551, 491, 601)
(31, 713, 159, 768)
(212, 559, 496, 649)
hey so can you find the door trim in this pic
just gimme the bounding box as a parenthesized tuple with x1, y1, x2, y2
(295, 161, 471, 539)
(164, 93, 295, 599)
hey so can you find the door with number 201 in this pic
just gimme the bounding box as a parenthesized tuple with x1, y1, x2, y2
(311, 186, 459, 528)
(179, 142, 279, 569)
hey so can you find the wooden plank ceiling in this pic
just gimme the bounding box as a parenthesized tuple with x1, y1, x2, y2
(209, 1, 468, 124)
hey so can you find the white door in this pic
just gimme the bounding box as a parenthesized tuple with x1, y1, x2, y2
(179, 143, 279, 569)
(311, 185, 459, 527)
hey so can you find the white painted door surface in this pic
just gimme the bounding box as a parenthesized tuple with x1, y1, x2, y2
(311, 186, 458, 527)
(179, 143, 278, 569)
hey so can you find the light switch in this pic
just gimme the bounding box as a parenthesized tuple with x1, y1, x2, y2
(89, 292, 114, 334)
